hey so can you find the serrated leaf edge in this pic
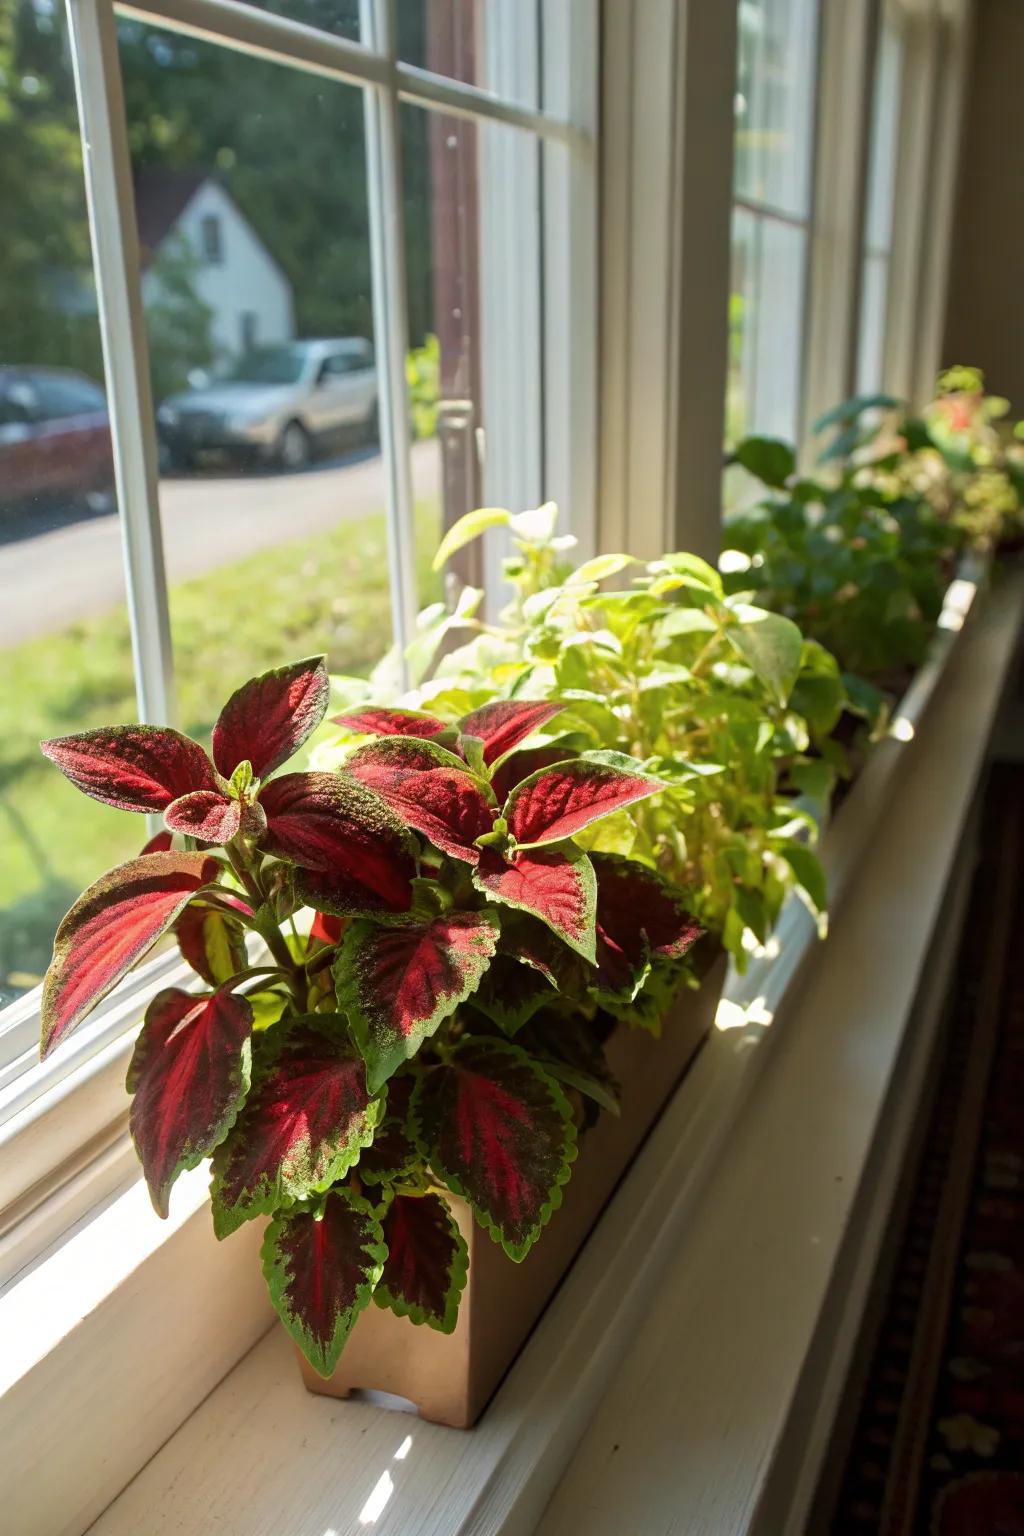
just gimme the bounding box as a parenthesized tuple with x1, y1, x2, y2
(261, 1190, 387, 1378)
(373, 1191, 470, 1334)
(409, 1040, 579, 1263)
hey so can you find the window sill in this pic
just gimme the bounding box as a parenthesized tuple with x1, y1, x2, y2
(3, 562, 1019, 1536)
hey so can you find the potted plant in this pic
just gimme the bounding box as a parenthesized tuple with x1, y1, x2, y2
(37, 524, 828, 1427)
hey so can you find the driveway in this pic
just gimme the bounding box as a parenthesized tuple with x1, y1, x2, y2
(0, 440, 438, 647)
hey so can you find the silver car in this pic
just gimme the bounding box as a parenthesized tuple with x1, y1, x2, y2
(156, 338, 378, 472)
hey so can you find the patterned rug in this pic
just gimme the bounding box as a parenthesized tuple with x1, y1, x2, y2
(829, 765, 1024, 1535)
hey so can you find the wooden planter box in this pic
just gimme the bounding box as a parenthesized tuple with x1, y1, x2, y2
(298, 951, 728, 1427)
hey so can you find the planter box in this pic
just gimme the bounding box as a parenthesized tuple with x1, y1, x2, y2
(298, 951, 728, 1427)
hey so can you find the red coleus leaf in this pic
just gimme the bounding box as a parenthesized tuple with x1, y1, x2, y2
(592, 853, 704, 995)
(347, 738, 494, 863)
(473, 845, 597, 961)
(261, 1188, 387, 1377)
(141, 830, 174, 855)
(375, 1192, 468, 1333)
(411, 1038, 577, 1260)
(335, 910, 499, 1093)
(127, 987, 253, 1217)
(211, 1018, 383, 1238)
(504, 751, 664, 848)
(211, 656, 330, 780)
(41, 851, 214, 1057)
(259, 772, 416, 905)
(458, 699, 564, 765)
(491, 745, 575, 804)
(332, 706, 450, 740)
(164, 789, 243, 843)
(357, 1075, 417, 1186)
(176, 905, 248, 987)
(308, 911, 344, 948)
(40, 724, 216, 813)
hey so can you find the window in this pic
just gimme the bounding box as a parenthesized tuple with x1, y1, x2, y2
(857, 12, 904, 395)
(0, 0, 596, 1234)
(29, 372, 108, 420)
(726, 0, 821, 459)
(200, 213, 223, 264)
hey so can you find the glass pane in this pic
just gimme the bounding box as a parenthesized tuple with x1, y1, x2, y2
(734, 0, 820, 219)
(397, 0, 540, 112)
(118, 21, 413, 734)
(726, 206, 807, 450)
(237, 0, 361, 42)
(856, 251, 889, 396)
(863, 17, 903, 257)
(0, 0, 140, 1009)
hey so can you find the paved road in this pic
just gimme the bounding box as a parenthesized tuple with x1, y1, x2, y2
(0, 440, 438, 648)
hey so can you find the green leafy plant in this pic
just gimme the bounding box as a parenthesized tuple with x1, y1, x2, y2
(720, 368, 1024, 758)
(39, 657, 715, 1376)
(323, 503, 832, 960)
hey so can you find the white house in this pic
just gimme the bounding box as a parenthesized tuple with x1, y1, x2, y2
(135, 169, 295, 362)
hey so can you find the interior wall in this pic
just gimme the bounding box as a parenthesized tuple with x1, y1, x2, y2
(943, 0, 1024, 410)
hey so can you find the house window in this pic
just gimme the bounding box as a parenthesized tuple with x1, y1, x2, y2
(857, 14, 903, 395)
(0, 0, 597, 1235)
(239, 310, 258, 354)
(726, 0, 822, 457)
(200, 213, 223, 264)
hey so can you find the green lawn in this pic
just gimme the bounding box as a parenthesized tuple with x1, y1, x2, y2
(0, 501, 441, 1002)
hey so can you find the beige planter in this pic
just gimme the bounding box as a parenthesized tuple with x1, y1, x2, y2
(298, 951, 727, 1427)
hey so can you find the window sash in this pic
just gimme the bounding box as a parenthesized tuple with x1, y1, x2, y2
(0, 0, 597, 1258)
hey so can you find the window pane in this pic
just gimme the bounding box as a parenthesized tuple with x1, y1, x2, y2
(856, 251, 889, 397)
(397, 0, 540, 112)
(237, 0, 361, 42)
(0, 0, 140, 1010)
(863, 18, 903, 257)
(734, 0, 820, 219)
(726, 206, 807, 451)
(118, 22, 446, 733)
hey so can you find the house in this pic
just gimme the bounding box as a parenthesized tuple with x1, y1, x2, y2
(134, 168, 295, 361)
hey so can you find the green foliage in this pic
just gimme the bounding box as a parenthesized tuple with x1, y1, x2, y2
(144, 235, 216, 401)
(406, 332, 439, 440)
(382, 505, 829, 969)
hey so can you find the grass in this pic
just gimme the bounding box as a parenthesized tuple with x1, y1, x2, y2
(0, 499, 441, 1002)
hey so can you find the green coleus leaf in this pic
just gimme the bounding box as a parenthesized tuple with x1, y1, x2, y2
(210, 1017, 384, 1238)
(128, 987, 253, 1218)
(726, 605, 804, 704)
(261, 1189, 387, 1377)
(335, 910, 500, 1093)
(432, 506, 512, 570)
(469, 952, 558, 1036)
(374, 1191, 469, 1333)
(411, 1038, 577, 1261)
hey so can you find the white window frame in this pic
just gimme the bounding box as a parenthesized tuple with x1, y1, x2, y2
(0, 0, 597, 1275)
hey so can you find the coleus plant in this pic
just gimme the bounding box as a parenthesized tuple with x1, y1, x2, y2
(39, 657, 706, 1375)
(325, 506, 830, 961)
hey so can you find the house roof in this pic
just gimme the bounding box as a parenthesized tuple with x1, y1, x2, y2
(134, 168, 209, 267)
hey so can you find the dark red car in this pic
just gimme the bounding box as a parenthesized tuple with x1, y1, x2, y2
(0, 367, 115, 517)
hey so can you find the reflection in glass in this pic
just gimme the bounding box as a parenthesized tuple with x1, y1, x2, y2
(0, 0, 139, 1005)
(118, 22, 443, 739)
(734, 0, 820, 218)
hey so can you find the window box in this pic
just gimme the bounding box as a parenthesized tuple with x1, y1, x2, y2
(299, 951, 727, 1427)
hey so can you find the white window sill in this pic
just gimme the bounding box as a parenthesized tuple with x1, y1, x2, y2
(2, 562, 1019, 1536)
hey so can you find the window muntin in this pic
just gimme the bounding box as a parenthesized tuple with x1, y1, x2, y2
(857, 15, 903, 394)
(0, 1, 139, 1013)
(727, 0, 821, 460)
